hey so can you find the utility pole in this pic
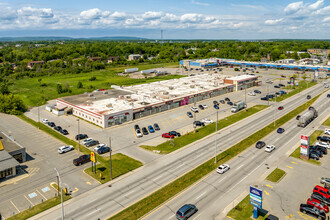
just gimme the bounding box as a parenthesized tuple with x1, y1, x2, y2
(194, 100, 196, 133)
(214, 109, 219, 163)
(244, 84, 247, 110)
(267, 85, 270, 106)
(273, 96, 276, 127)
(37, 103, 40, 129)
(54, 168, 64, 220)
(109, 137, 113, 181)
(77, 119, 80, 152)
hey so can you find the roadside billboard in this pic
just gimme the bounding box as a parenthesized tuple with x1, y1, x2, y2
(300, 135, 310, 160)
(250, 186, 262, 209)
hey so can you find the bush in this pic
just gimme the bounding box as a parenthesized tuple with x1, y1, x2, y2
(89, 76, 96, 81)
(0, 94, 27, 114)
(77, 81, 83, 88)
(234, 68, 240, 71)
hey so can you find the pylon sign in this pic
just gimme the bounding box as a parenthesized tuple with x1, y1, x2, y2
(91, 152, 96, 163)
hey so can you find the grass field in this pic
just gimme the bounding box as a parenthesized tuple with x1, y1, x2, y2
(227, 195, 267, 220)
(10, 62, 181, 107)
(109, 94, 320, 220)
(266, 168, 286, 183)
(322, 117, 330, 126)
(140, 105, 268, 154)
(290, 130, 323, 165)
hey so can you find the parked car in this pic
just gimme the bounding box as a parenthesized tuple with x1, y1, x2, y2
(201, 118, 213, 124)
(75, 134, 88, 140)
(261, 96, 269, 101)
(299, 204, 326, 220)
(274, 85, 280, 88)
(142, 127, 149, 135)
(73, 155, 90, 166)
(58, 145, 74, 154)
(227, 101, 233, 106)
(311, 145, 327, 155)
(135, 129, 143, 138)
(214, 104, 219, 109)
(198, 105, 204, 110)
(311, 150, 323, 158)
(60, 129, 69, 135)
(94, 144, 107, 152)
(176, 204, 198, 220)
(154, 123, 160, 131)
(255, 141, 266, 149)
(47, 122, 55, 127)
(193, 121, 205, 128)
(148, 125, 155, 133)
(202, 104, 208, 109)
(317, 136, 330, 143)
(54, 126, 62, 132)
(307, 198, 329, 213)
(296, 115, 301, 120)
(213, 100, 219, 105)
(307, 95, 311, 99)
(134, 124, 140, 131)
(324, 129, 330, 135)
(265, 145, 276, 153)
(219, 100, 225, 104)
(254, 90, 261, 94)
(279, 83, 285, 87)
(327, 94, 330, 98)
(278, 106, 284, 110)
(312, 192, 330, 205)
(42, 118, 48, 124)
(97, 146, 111, 154)
(225, 97, 230, 101)
(320, 177, 330, 186)
(313, 186, 330, 199)
(169, 131, 181, 137)
(216, 164, 230, 174)
(82, 138, 93, 145)
(310, 152, 320, 160)
(187, 111, 193, 118)
(248, 92, 256, 96)
(85, 140, 99, 147)
(162, 133, 174, 139)
(277, 128, 285, 134)
(190, 106, 199, 113)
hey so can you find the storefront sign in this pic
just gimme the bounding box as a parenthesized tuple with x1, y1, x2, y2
(300, 135, 310, 160)
(250, 186, 262, 209)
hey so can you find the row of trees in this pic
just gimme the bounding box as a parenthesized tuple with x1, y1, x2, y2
(0, 79, 26, 114)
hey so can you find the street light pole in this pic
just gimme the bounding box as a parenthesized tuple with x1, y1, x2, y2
(194, 100, 196, 133)
(109, 137, 113, 181)
(267, 85, 270, 106)
(274, 96, 276, 127)
(37, 104, 40, 129)
(214, 109, 219, 163)
(77, 119, 80, 152)
(54, 168, 64, 220)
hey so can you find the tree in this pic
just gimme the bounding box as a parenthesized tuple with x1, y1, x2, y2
(302, 74, 307, 81)
(77, 81, 83, 88)
(0, 79, 10, 95)
(57, 84, 63, 94)
(0, 94, 27, 115)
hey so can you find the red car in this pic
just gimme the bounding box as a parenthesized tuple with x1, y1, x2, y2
(314, 185, 330, 199)
(162, 133, 174, 139)
(278, 106, 284, 110)
(307, 198, 329, 213)
(281, 75, 286, 78)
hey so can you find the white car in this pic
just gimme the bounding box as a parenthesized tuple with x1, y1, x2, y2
(201, 118, 214, 124)
(265, 145, 275, 153)
(191, 106, 199, 113)
(58, 145, 74, 154)
(135, 129, 143, 138)
(94, 144, 107, 152)
(42, 118, 48, 124)
(202, 104, 208, 109)
(324, 129, 330, 135)
(216, 164, 230, 174)
(82, 138, 93, 145)
(248, 92, 256, 96)
(315, 142, 330, 149)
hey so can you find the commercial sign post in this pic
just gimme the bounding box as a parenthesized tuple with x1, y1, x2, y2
(300, 135, 310, 160)
(91, 152, 97, 173)
(250, 186, 262, 218)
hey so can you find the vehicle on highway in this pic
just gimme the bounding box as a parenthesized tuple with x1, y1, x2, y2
(219, 100, 225, 104)
(169, 131, 181, 137)
(255, 141, 266, 149)
(162, 133, 174, 139)
(142, 127, 149, 135)
(213, 100, 219, 105)
(187, 111, 193, 118)
(314, 186, 330, 199)
(324, 84, 329, 88)
(321, 177, 330, 186)
(75, 134, 88, 140)
(254, 90, 261, 94)
(193, 121, 205, 128)
(154, 123, 160, 131)
(213, 104, 219, 109)
(298, 107, 318, 127)
(73, 154, 90, 166)
(296, 115, 301, 120)
(310, 152, 320, 160)
(248, 92, 256, 96)
(324, 129, 330, 135)
(225, 97, 230, 102)
(307, 198, 329, 213)
(148, 125, 155, 133)
(216, 164, 230, 174)
(277, 128, 285, 134)
(261, 96, 269, 101)
(191, 106, 199, 113)
(274, 85, 280, 88)
(58, 145, 74, 154)
(176, 204, 198, 220)
(227, 101, 233, 106)
(83, 138, 93, 145)
(327, 94, 330, 98)
(317, 136, 330, 143)
(42, 118, 48, 124)
(265, 145, 275, 153)
(47, 122, 55, 127)
(307, 95, 311, 99)
(202, 104, 208, 109)
(60, 129, 69, 135)
(135, 129, 143, 138)
(299, 204, 326, 220)
(312, 192, 330, 205)
(278, 106, 284, 110)
(85, 140, 99, 147)
(97, 146, 111, 154)
(198, 105, 204, 110)
(94, 144, 107, 152)
(54, 126, 62, 131)
(201, 118, 213, 124)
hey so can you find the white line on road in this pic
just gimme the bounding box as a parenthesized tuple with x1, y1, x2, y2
(85, 208, 99, 217)
(153, 174, 163, 181)
(235, 164, 245, 171)
(193, 213, 201, 220)
(168, 214, 176, 219)
(123, 190, 135, 198)
(218, 176, 227, 183)
(196, 192, 206, 200)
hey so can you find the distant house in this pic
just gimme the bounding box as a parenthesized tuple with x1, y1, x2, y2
(260, 57, 268, 63)
(88, 57, 102, 62)
(27, 61, 45, 69)
(297, 58, 321, 65)
(307, 49, 330, 56)
(128, 54, 142, 61)
(107, 56, 120, 63)
(275, 59, 295, 64)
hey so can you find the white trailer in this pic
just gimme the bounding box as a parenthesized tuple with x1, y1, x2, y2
(125, 68, 139, 73)
(141, 69, 156, 74)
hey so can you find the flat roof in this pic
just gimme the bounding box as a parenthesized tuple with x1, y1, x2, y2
(0, 150, 19, 171)
(226, 75, 258, 81)
(0, 132, 24, 153)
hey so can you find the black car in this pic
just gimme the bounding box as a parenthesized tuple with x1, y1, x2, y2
(73, 155, 90, 166)
(85, 140, 99, 147)
(300, 204, 326, 220)
(307, 95, 311, 99)
(279, 83, 285, 87)
(311, 145, 327, 155)
(97, 146, 111, 154)
(254, 90, 261, 94)
(187, 111, 193, 118)
(310, 152, 320, 160)
(193, 121, 205, 127)
(274, 85, 280, 88)
(296, 115, 301, 120)
(255, 141, 266, 149)
(225, 97, 230, 102)
(327, 94, 330, 98)
(54, 126, 62, 131)
(142, 127, 149, 135)
(227, 101, 233, 106)
(134, 125, 140, 131)
(169, 131, 181, 137)
(213, 100, 219, 105)
(311, 192, 330, 205)
(48, 122, 55, 127)
(311, 150, 323, 158)
(60, 129, 69, 135)
(154, 123, 160, 131)
(261, 96, 269, 101)
(219, 100, 225, 104)
(317, 136, 330, 143)
(75, 134, 88, 140)
(198, 105, 204, 110)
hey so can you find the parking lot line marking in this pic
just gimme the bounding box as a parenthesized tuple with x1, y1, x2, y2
(286, 165, 293, 169)
(24, 195, 34, 206)
(264, 190, 269, 196)
(10, 200, 20, 213)
(72, 187, 79, 193)
(36, 189, 47, 200)
(86, 181, 91, 185)
(265, 184, 273, 188)
(291, 161, 298, 164)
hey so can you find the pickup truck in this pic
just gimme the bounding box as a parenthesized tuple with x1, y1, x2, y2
(73, 155, 90, 166)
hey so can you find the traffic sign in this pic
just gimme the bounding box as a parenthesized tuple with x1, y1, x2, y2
(91, 152, 96, 163)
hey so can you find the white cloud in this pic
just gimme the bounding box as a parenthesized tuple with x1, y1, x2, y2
(284, 1, 303, 14)
(0, 7, 17, 21)
(18, 6, 54, 18)
(308, 0, 324, 10)
(315, 5, 330, 14)
(191, 0, 209, 6)
(110, 11, 127, 20)
(323, 17, 330, 22)
(142, 11, 164, 20)
(265, 18, 283, 25)
(80, 8, 108, 20)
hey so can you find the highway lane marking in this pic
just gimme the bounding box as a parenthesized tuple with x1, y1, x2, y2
(36, 189, 47, 200)
(291, 161, 298, 164)
(218, 176, 227, 183)
(153, 174, 163, 181)
(192, 213, 201, 220)
(10, 200, 20, 213)
(235, 164, 245, 171)
(24, 194, 34, 206)
(286, 165, 293, 169)
(264, 190, 269, 196)
(196, 192, 206, 200)
(123, 190, 135, 198)
(266, 184, 273, 188)
(168, 214, 175, 219)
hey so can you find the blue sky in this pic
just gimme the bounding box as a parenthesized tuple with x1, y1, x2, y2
(0, 0, 329, 39)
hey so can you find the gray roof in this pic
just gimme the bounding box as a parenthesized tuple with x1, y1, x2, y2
(0, 150, 19, 171)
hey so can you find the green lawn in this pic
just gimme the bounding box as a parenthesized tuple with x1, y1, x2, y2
(10, 62, 181, 107)
(265, 168, 286, 183)
(290, 130, 323, 165)
(227, 195, 267, 220)
(140, 105, 268, 154)
(322, 117, 330, 126)
(109, 94, 320, 220)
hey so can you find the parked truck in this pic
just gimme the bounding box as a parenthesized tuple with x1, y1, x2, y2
(231, 101, 247, 113)
(297, 106, 318, 127)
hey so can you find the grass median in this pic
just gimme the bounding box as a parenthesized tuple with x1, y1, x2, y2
(140, 105, 268, 154)
(322, 117, 330, 126)
(227, 195, 267, 220)
(266, 168, 286, 183)
(110, 94, 320, 220)
(290, 130, 323, 165)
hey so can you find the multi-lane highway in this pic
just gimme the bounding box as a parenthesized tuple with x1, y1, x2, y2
(30, 81, 328, 220)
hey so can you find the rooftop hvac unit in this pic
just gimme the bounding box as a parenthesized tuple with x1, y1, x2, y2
(191, 80, 195, 83)
(169, 86, 174, 90)
(163, 91, 169, 95)
(106, 103, 113, 108)
(190, 85, 195, 88)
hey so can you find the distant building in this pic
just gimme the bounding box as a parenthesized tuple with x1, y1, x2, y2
(15, 44, 22, 47)
(88, 57, 102, 62)
(275, 59, 295, 64)
(107, 56, 120, 63)
(297, 58, 321, 65)
(128, 54, 142, 61)
(307, 49, 330, 56)
(260, 57, 268, 62)
(27, 61, 45, 69)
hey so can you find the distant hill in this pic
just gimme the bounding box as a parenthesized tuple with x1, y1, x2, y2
(0, 36, 147, 42)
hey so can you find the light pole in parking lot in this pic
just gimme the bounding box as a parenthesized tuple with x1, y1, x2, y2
(214, 108, 219, 163)
(109, 137, 113, 181)
(54, 168, 64, 220)
(267, 85, 270, 106)
(77, 119, 80, 152)
(273, 96, 276, 127)
(37, 103, 40, 129)
(194, 100, 196, 133)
